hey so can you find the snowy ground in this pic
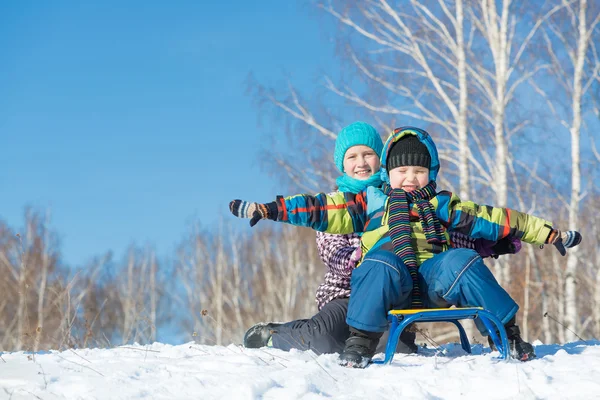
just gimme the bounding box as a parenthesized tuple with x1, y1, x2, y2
(1, 340, 600, 399)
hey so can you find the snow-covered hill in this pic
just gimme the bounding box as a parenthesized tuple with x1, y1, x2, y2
(1, 341, 599, 399)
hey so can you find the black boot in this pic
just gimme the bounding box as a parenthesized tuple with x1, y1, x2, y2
(243, 323, 282, 348)
(505, 323, 536, 361)
(338, 328, 383, 368)
(398, 325, 418, 354)
(487, 318, 536, 362)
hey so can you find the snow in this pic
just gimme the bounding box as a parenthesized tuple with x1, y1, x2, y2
(1, 341, 600, 399)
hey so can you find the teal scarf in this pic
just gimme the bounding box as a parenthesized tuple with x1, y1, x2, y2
(336, 174, 383, 194)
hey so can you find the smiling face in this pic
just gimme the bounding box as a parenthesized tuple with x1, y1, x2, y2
(388, 165, 430, 191)
(342, 145, 380, 180)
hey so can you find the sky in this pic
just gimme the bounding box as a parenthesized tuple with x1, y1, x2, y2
(1, 340, 600, 399)
(1, 1, 335, 267)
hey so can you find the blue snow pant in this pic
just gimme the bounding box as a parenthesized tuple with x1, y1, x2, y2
(346, 248, 519, 334)
(271, 298, 416, 355)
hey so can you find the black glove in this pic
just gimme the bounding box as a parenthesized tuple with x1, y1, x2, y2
(229, 200, 278, 227)
(489, 236, 522, 258)
(546, 229, 582, 256)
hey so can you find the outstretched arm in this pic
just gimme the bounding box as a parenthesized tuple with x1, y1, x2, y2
(229, 191, 369, 234)
(434, 191, 552, 244)
(434, 191, 581, 255)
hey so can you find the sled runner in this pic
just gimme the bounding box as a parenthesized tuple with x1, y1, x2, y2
(372, 307, 510, 364)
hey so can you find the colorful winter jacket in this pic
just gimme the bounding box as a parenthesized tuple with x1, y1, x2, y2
(274, 127, 554, 266)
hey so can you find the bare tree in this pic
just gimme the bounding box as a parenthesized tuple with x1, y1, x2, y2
(318, 0, 473, 199)
(465, 0, 578, 286)
(0, 211, 115, 351)
(0, 209, 61, 351)
(247, 77, 339, 193)
(531, 0, 600, 341)
(175, 219, 323, 345)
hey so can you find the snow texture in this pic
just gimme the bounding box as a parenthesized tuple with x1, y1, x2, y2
(1, 340, 599, 399)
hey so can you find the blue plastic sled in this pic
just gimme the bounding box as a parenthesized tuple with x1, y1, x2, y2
(371, 307, 511, 365)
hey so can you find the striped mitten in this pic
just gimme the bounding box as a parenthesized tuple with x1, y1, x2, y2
(229, 200, 278, 227)
(546, 229, 582, 256)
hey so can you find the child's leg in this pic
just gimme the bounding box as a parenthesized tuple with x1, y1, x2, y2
(346, 250, 413, 332)
(340, 250, 414, 367)
(267, 296, 416, 355)
(418, 248, 519, 335)
(270, 298, 350, 354)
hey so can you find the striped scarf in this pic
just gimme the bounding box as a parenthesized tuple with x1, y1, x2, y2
(383, 181, 446, 308)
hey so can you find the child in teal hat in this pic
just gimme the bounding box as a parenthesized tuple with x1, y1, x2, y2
(333, 121, 384, 193)
(241, 122, 420, 355)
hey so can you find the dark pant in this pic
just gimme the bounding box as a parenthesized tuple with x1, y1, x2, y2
(271, 298, 350, 354)
(346, 249, 519, 335)
(271, 298, 415, 355)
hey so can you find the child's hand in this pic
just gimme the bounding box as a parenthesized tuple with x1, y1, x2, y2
(491, 236, 522, 258)
(348, 246, 362, 268)
(229, 200, 278, 227)
(475, 236, 522, 259)
(546, 229, 582, 256)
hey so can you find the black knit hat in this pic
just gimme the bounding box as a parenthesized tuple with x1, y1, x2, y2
(386, 135, 431, 171)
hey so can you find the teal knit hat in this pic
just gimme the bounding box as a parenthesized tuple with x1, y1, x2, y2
(334, 122, 384, 173)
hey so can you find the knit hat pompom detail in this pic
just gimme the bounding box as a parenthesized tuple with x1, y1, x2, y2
(386, 135, 431, 171)
(334, 122, 384, 173)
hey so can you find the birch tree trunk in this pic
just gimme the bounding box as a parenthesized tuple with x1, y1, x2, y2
(474, 0, 510, 286)
(552, 249, 566, 343)
(34, 212, 52, 352)
(456, 0, 470, 200)
(122, 249, 135, 344)
(150, 251, 157, 343)
(214, 226, 224, 345)
(15, 232, 29, 350)
(595, 255, 600, 339)
(523, 247, 532, 340)
(541, 277, 552, 344)
(563, 0, 588, 343)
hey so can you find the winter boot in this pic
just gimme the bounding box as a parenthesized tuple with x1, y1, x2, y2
(487, 318, 536, 361)
(338, 328, 383, 368)
(506, 323, 536, 361)
(243, 323, 282, 348)
(399, 324, 418, 354)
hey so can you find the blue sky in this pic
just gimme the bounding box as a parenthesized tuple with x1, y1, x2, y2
(1, 1, 335, 267)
